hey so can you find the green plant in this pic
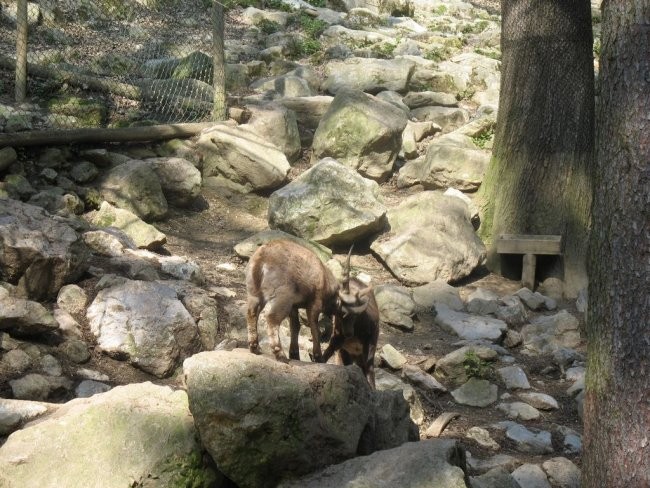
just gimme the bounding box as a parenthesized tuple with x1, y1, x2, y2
(472, 128, 495, 149)
(461, 19, 489, 34)
(297, 13, 328, 39)
(593, 38, 601, 57)
(433, 5, 447, 15)
(375, 41, 398, 58)
(474, 47, 501, 60)
(292, 38, 322, 58)
(266, 0, 296, 11)
(258, 18, 281, 34)
(463, 350, 493, 379)
(456, 87, 476, 101)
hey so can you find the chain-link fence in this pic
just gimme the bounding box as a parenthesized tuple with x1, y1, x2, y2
(0, 0, 226, 133)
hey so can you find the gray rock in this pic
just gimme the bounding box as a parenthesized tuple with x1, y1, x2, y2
(87, 279, 200, 377)
(75, 380, 111, 398)
(497, 422, 554, 454)
(56, 284, 87, 316)
(0, 398, 51, 436)
(517, 392, 559, 410)
(82, 228, 138, 257)
(143, 157, 201, 207)
(98, 160, 167, 221)
(0, 293, 58, 336)
(498, 366, 531, 390)
(277, 96, 333, 145)
(0, 383, 214, 488)
(471, 467, 521, 488)
(244, 103, 301, 163)
(58, 338, 90, 364)
(542, 457, 580, 488)
(0, 200, 89, 300)
(403, 91, 459, 108)
(233, 229, 332, 263)
(371, 191, 486, 285)
(322, 57, 416, 95)
(511, 464, 551, 488)
(466, 426, 499, 450)
(375, 369, 425, 426)
(412, 280, 464, 312)
(183, 350, 417, 488)
(3, 174, 36, 200)
(411, 106, 471, 133)
(515, 288, 547, 310)
(496, 402, 541, 421)
(451, 378, 498, 407)
(375, 284, 416, 330)
(467, 453, 521, 475)
(467, 297, 499, 315)
(496, 295, 528, 326)
(53, 309, 83, 338)
(380, 344, 407, 369)
(521, 310, 581, 355)
(435, 304, 507, 341)
(84, 201, 166, 250)
(9, 374, 73, 401)
(269, 158, 386, 246)
(197, 123, 290, 193)
(69, 160, 99, 184)
(279, 439, 467, 488)
(402, 364, 447, 393)
(2, 349, 33, 374)
(434, 345, 497, 387)
(312, 89, 408, 181)
(40, 354, 62, 376)
(28, 188, 84, 216)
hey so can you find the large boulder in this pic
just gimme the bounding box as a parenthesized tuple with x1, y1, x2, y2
(184, 350, 418, 488)
(321, 57, 416, 95)
(0, 383, 216, 488)
(143, 157, 201, 207)
(98, 160, 168, 221)
(0, 199, 89, 300)
(311, 89, 408, 181)
(268, 158, 387, 246)
(370, 191, 486, 285)
(86, 279, 201, 377)
(279, 439, 468, 488)
(244, 103, 302, 163)
(399, 133, 490, 191)
(197, 124, 290, 193)
(276, 96, 334, 145)
(0, 288, 58, 336)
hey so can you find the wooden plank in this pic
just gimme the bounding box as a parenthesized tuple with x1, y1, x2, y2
(496, 234, 562, 255)
(522, 253, 537, 290)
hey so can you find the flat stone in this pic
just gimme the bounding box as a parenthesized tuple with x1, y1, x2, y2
(497, 422, 554, 454)
(466, 453, 521, 475)
(497, 402, 541, 421)
(380, 344, 407, 370)
(542, 457, 581, 488)
(451, 378, 497, 407)
(518, 392, 559, 410)
(512, 464, 551, 488)
(435, 304, 507, 341)
(497, 365, 531, 390)
(401, 364, 447, 394)
(466, 426, 499, 450)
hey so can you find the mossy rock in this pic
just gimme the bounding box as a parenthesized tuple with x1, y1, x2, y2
(172, 51, 213, 84)
(47, 96, 107, 128)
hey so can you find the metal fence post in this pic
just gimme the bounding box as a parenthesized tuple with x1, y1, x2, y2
(212, 0, 226, 121)
(15, 0, 28, 103)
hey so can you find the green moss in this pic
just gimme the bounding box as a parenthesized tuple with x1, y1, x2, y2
(471, 128, 494, 148)
(47, 96, 107, 128)
(158, 451, 218, 488)
(258, 18, 281, 34)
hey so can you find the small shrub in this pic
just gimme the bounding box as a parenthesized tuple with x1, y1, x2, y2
(266, 0, 296, 11)
(433, 5, 447, 15)
(291, 38, 322, 58)
(463, 350, 493, 379)
(593, 38, 601, 57)
(474, 47, 501, 60)
(472, 128, 494, 149)
(297, 13, 328, 39)
(257, 18, 281, 34)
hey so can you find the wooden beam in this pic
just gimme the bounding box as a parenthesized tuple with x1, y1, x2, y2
(496, 234, 562, 255)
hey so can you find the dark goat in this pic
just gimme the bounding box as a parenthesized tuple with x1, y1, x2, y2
(245, 239, 339, 362)
(322, 251, 379, 389)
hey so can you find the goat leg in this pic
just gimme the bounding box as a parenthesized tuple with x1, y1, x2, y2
(288, 307, 301, 360)
(246, 296, 262, 354)
(307, 306, 323, 362)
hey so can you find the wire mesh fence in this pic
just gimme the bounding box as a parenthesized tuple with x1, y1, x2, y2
(0, 0, 226, 132)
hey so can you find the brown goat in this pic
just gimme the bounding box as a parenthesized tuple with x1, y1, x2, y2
(245, 239, 340, 362)
(322, 252, 379, 389)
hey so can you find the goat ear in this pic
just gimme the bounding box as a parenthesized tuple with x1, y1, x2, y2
(358, 286, 373, 298)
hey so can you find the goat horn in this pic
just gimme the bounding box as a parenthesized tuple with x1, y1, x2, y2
(343, 244, 354, 293)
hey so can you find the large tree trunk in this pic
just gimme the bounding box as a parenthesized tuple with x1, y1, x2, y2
(583, 1, 650, 485)
(477, 0, 594, 297)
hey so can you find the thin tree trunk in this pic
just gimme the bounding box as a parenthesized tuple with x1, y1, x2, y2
(583, 1, 650, 485)
(477, 0, 594, 297)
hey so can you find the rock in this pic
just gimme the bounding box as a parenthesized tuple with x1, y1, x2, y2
(467, 453, 521, 475)
(28, 188, 84, 216)
(0, 398, 52, 436)
(278, 439, 467, 488)
(56, 284, 87, 316)
(53, 309, 83, 338)
(82, 228, 138, 256)
(98, 160, 167, 221)
(521, 310, 581, 355)
(0, 147, 18, 173)
(435, 304, 507, 341)
(0, 200, 89, 300)
(412, 280, 464, 312)
(0, 294, 58, 336)
(497, 422, 554, 454)
(322, 57, 416, 95)
(497, 365, 531, 390)
(75, 380, 111, 398)
(0, 383, 215, 488)
(466, 426, 499, 450)
(183, 350, 417, 488)
(411, 106, 471, 133)
(375, 369, 425, 426)
(467, 297, 499, 315)
(233, 229, 332, 263)
(197, 124, 290, 193)
(497, 402, 541, 421)
(511, 464, 551, 488)
(3, 174, 36, 200)
(40, 354, 62, 376)
(277, 96, 333, 145)
(538, 277, 564, 301)
(87, 279, 200, 377)
(268, 158, 386, 246)
(9, 374, 73, 401)
(470, 467, 521, 488)
(312, 89, 408, 181)
(2, 349, 32, 374)
(244, 103, 301, 163)
(496, 295, 528, 326)
(143, 157, 201, 207)
(370, 192, 486, 285)
(517, 392, 560, 410)
(403, 91, 459, 108)
(402, 364, 447, 394)
(380, 344, 407, 369)
(375, 284, 416, 331)
(542, 457, 580, 488)
(57, 338, 90, 364)
(69, 160, 99, 184)
(434, 345, 497, 387)
(84, 201, 166, 250)
(515, 288, 549, 310)
(451, 378, 498, 407)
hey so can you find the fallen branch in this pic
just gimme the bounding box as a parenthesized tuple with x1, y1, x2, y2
(424, 411, 461, 438)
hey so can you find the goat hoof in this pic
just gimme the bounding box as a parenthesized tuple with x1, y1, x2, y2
(249, 343, 261, 355)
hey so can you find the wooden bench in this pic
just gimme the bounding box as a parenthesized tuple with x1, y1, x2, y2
(496, 235, 562, 290)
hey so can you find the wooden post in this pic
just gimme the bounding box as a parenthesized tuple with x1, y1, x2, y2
(212, 0, 226, 121)
(522, 253, 536, 290)
(15, 0, 28, 103)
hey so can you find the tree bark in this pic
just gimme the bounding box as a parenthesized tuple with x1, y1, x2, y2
(583, 1, 650, 485)
(477, 0, 594, 297)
